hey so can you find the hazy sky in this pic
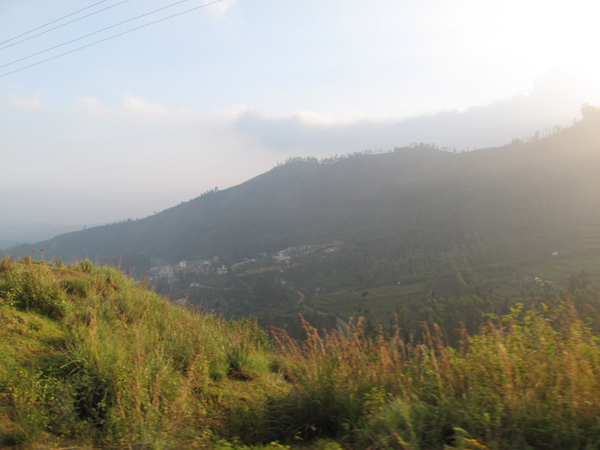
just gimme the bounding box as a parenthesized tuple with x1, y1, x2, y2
(1, 0, 600, 227)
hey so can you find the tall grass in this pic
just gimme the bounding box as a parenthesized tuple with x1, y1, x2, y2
(267, 302, 600, 449)
(0, 258, 66, 319)
(2, 256, 600, 449)
(0, 257, 278, 448)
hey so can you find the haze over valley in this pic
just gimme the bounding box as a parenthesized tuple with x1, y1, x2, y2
(2, 2, 600, 448)
(2, 1, 600, 228)
(7, 111, 600, 337)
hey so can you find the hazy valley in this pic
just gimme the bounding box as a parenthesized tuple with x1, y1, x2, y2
(2, 112, 600, 449)
(7, 112, 600, 337)
(5, 0, 600, 447)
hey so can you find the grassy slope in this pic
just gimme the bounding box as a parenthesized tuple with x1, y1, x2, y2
(3, 258, 600, 449)
(0, 258, 290, 449)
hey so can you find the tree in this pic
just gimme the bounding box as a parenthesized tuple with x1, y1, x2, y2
(581, 103, 600, 119)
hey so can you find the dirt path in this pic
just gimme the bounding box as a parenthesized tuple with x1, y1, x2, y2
(190, 282, 232, 291)
(297, 290, 349, 333)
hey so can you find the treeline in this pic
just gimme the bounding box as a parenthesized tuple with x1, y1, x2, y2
(277, 142, 442, 167)
(13, 116, 600, 295)
(361, 269, 600, 348)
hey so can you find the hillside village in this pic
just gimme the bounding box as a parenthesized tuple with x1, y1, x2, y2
(145, 241, 342, 290)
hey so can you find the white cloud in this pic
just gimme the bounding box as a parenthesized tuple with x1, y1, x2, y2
(1, 71, 598, 226)
(206, 0, 236, 19)
(10, 94, 44, 111)
(230, 107, 352, 127)
(76, 96, 106, 114)
(233, 70, 597, 154)
(0, 93, 276, 224)
(121, 95, 170, 115)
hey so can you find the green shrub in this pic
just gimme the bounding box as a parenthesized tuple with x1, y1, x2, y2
(61, 276, 91, 297)
(79, 259, 94, 274)
(0, 268, 66, 320)
(6, 369, 82, 443)
(0, 257, 12, 274)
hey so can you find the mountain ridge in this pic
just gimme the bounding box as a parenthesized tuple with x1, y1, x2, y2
(8, 115, 600, 272)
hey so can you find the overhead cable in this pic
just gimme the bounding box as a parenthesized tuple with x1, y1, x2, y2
(0, 0, 133, 52)
(0, 0, 113, 46)
(0, 0, 205, 71)
(0, 0, 224, 79)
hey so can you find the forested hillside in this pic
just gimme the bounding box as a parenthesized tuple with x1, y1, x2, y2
(6, 114, 599, 338)
(11, 114, 600, 273)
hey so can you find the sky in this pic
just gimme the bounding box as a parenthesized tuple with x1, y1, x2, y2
(1, 0, 600, 234)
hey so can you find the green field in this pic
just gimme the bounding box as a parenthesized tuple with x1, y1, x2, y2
(519, 251, 600, 286)
(307, 250, 600, 324)
(310, 280, 425, 321)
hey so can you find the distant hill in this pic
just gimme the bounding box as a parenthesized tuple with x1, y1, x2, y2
(0, 222, 87, 250)
(9, 115, 600, 272)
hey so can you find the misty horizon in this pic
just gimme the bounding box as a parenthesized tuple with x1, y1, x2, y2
(2, 1, 600, 229)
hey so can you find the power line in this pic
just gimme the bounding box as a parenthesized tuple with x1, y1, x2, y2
(0, 0, 225, 79)
(0, 0, 113, 46)
(0, 0, 205, 71)
(0, 0, 133, 53)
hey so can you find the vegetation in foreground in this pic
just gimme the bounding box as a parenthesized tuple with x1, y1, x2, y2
(1, 257, 600, 449)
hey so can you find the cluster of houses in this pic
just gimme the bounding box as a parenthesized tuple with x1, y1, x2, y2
(273, 242, 341, 263)
(510, 270, 557, 290)
(146, 241, 343, 284)
(146, 256, 221, 284)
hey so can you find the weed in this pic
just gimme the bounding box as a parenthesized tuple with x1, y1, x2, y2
(0, 264, 66, 319)
(0, 257, 12, 274)
(79, 258, 94, 274)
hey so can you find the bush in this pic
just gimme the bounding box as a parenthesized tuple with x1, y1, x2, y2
(0, 267, 66, 320)
(6, 369, 82, 443)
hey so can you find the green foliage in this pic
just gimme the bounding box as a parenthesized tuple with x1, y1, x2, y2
(6, 369, 81, 441)
(78, 258, 94, 274)
(0, 258, 277, 448)
(0, 261, 66, 319)
(262, 300, 600, 449)
(3, 258, 600, 449)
